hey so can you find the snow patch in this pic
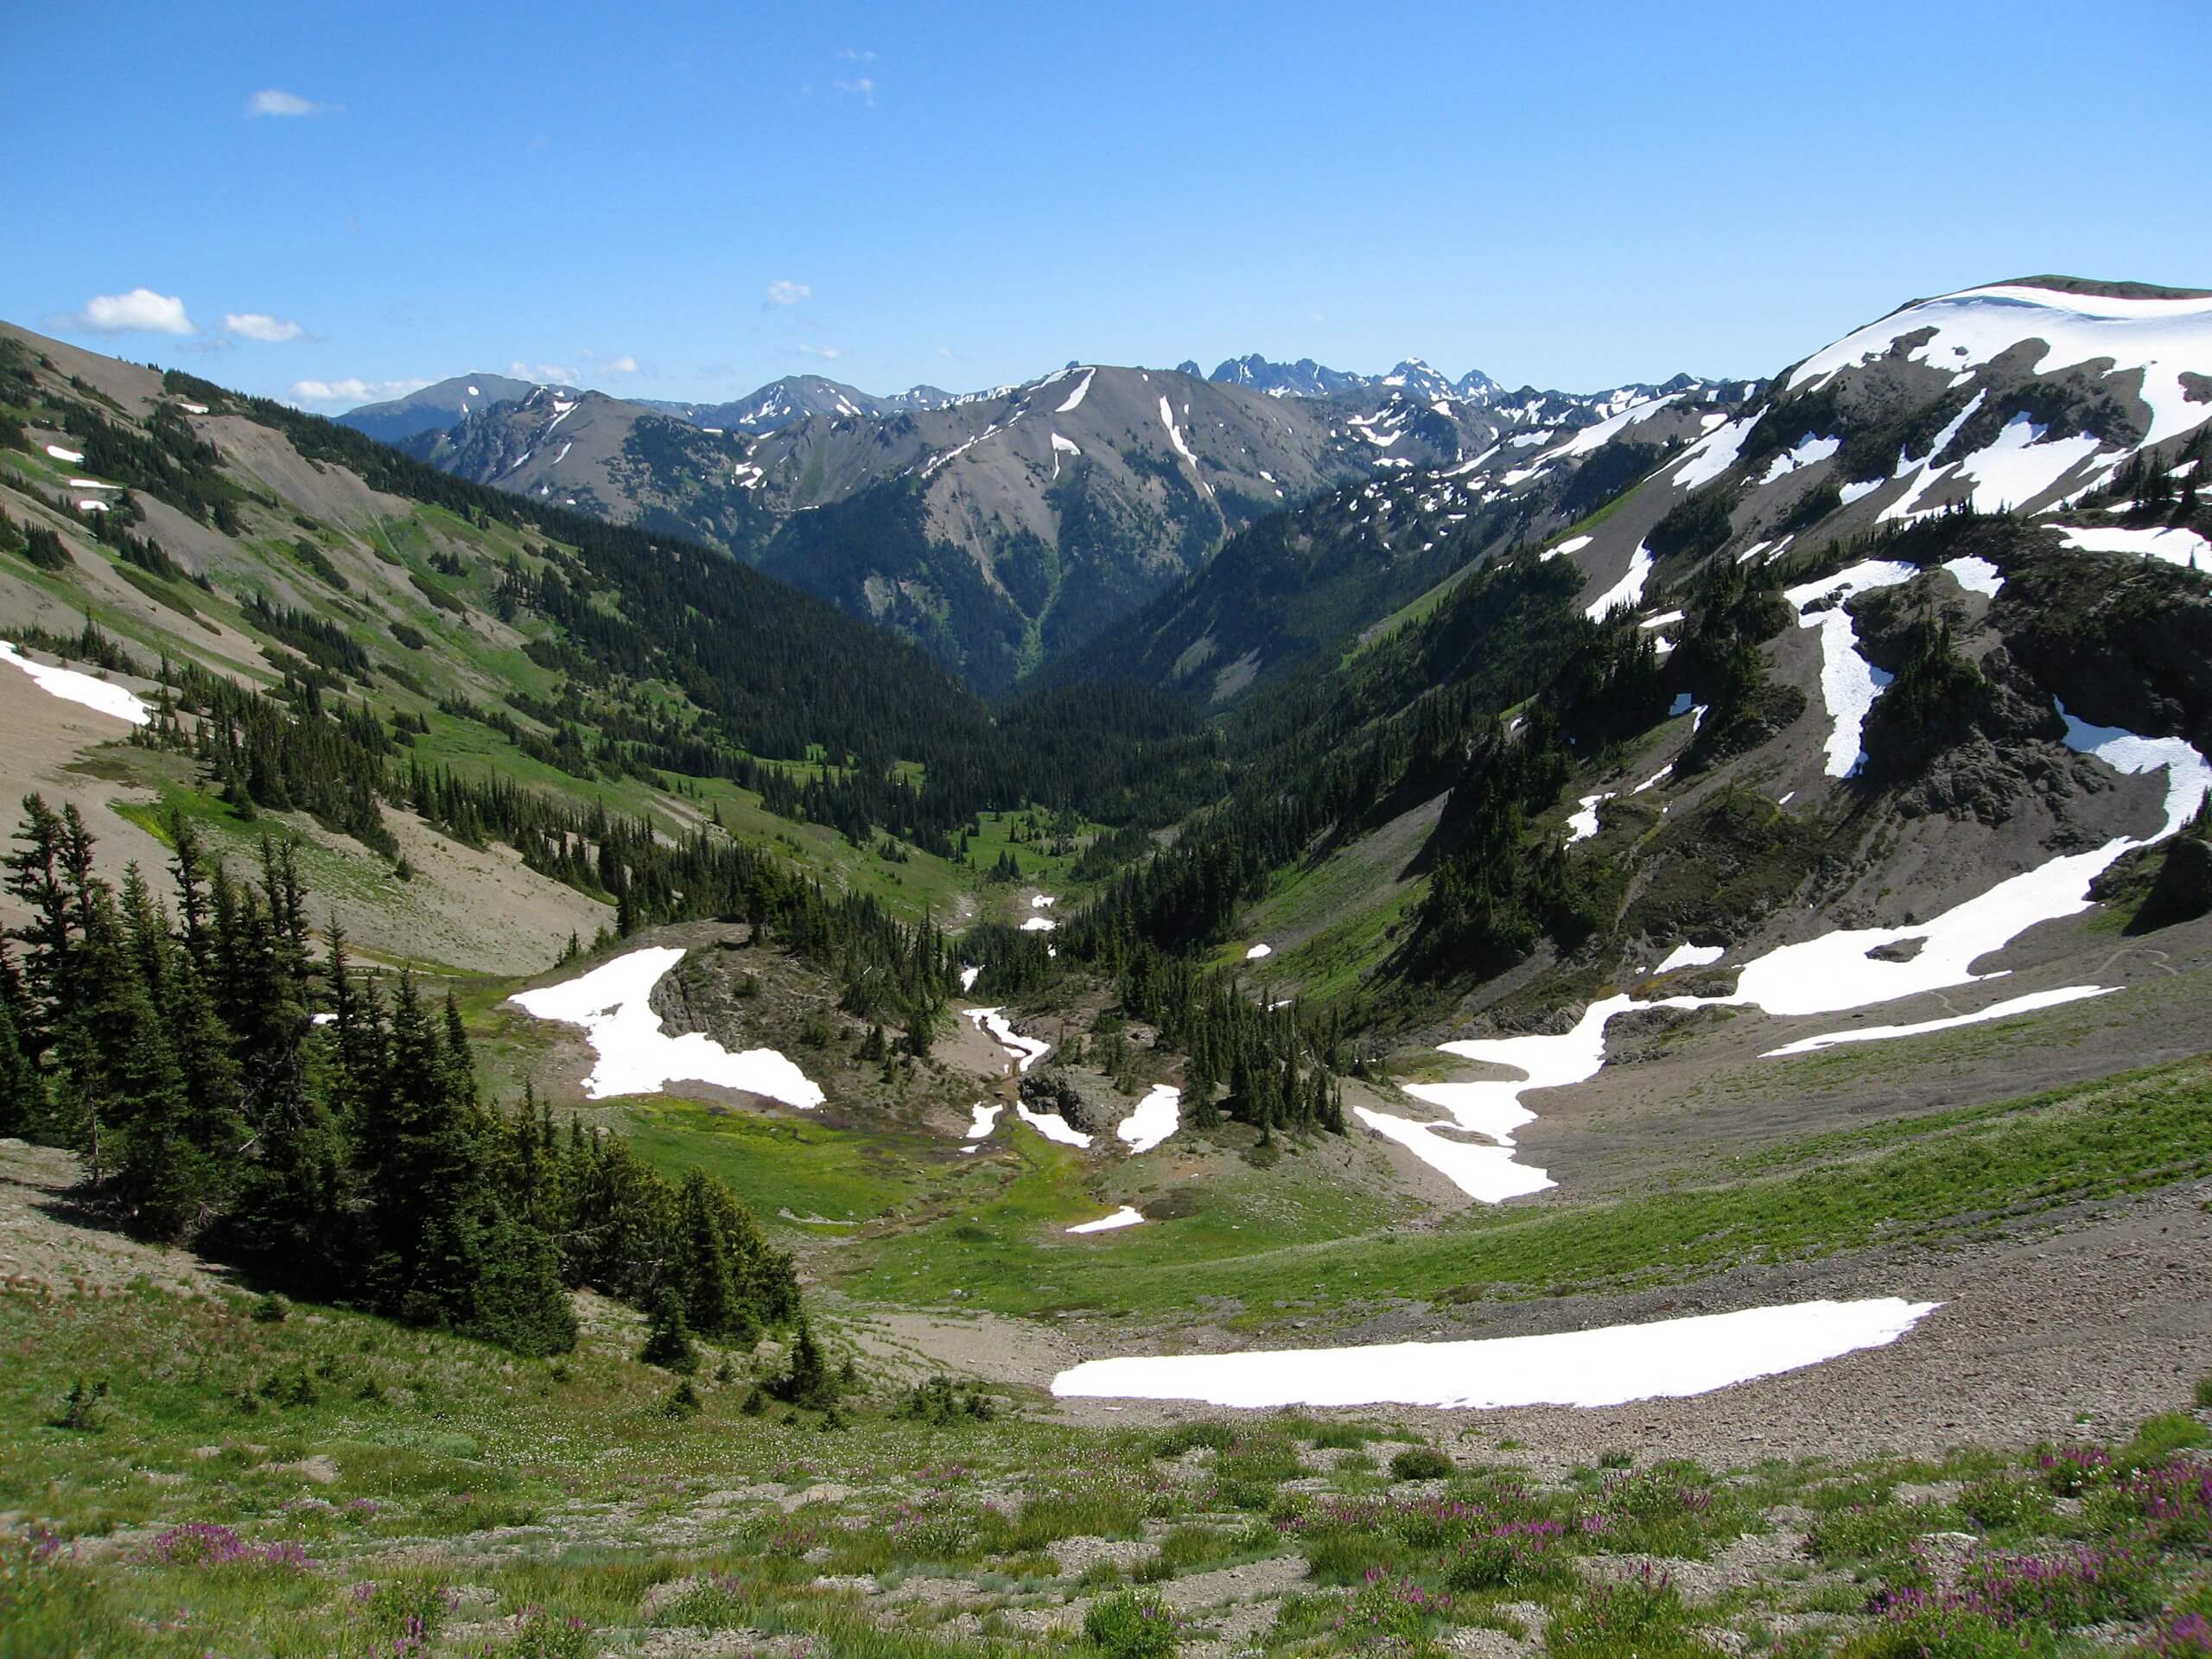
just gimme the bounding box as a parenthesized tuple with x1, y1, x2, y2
(509, 948, 825, 1108)
(1565, 792, 1613, 845)
(1656, 943, 1723, 972)
(1244, 943, 1272, 960)
(1786, 560, 1918, 777)
(2054, 522, 2212, 569)
(963, 1007, 1052, 1072)
(45, 444, 84, 464)
(1116, 1084, 1180, 1154)
(1942, 556, 2005, 597)
(1763, 986, 2118, 1058)
(1014, 1100, 1090, 1147)
(1067, 1205, 1143, 1234)
(0, 642, 149, 725)
(1053, 1298, 1940, 1408)
(1056, 369, 1095, 413)
(1583, 543, 1653, 618)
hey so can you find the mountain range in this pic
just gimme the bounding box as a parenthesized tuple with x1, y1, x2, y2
(344, 353, 1756, 696)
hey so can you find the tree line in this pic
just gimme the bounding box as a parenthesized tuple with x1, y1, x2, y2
(0, 798, 798, 1357)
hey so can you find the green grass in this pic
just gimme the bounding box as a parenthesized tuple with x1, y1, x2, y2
(620, 1099, 941, 1230)
(845, 1052, 2212, 1325)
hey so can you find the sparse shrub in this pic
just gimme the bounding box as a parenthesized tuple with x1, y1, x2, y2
(2195, 1375, 2212, 1410)
(509, 1609, 591, 1659)
(1958, 1474, 2050, 1534)
(1389, 1446, 1453, 1481)
(1548, 1572, 1717, 1659)
(1154, 1421, 1236, 1458)
(899, 1374, 998, 1425)
(664, 1380, 702, 1418)
(250, 1293, 291, 1324)
(741, 1385, 766, 1416)
(50, 1378, 108, 1433)
(1084, 1589, 1180, 1659)
(1446, 1520, 1572, 1592)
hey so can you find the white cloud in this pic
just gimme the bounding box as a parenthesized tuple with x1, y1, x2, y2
(831, 76, 876, 106)
(765, 279, 811, 307)
(602, 354, 639, 374)
(288, 376, 432, 406)
(508, 359, 579, 385)
(836, 48, 877, 62)
(246, 89, 334, 118)
(798, 343, 843, 360)
(72, 289, 196, 335)
(938, 346, 955, 359)
(223, 312, 305, 343)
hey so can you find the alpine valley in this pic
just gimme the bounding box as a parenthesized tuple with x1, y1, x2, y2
(4, 276, 2212, 1659)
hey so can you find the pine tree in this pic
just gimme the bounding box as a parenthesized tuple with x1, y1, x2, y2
(639, 1283, 697, 1372)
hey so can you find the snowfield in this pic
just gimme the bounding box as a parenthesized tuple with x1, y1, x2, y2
(0, 642, 150, 725)
(1789, 282, 2212, 449)
(1656, 943, 1724, 972)
(1116, 1084, 1180, 1154)
(508, 948, 825, 1108)
(1052, 1298, 1941, 1408)
(44, 444, 84, 463)
(1067, 1205, 1144, 1235)
(963, 1101, 1001, 1140)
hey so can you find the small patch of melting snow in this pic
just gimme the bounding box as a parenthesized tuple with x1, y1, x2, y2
(1030, 893, 1058, 908)
(1763, 986, 2117, 1058)
(1067, 1205, 1142, 1235)
(1056, 368, 1095, 413)
(2054, 522, 2212, 569)
(1631, 763, 1673, 793)
(1583, 543, 1653, 618)
(1014, 1100, 1090, 1147)
(963, 1101, 1001, 1139)
(0, 642, 149, 725)
(959, 964, 982, 993)
(1052, 1298, 1941, 1408)
(2056, 700, 2212, 837)
(963, 1007, 1052, 1072)
(1245, 943, 1272, 960)
(1640, 609, 1686, 630)
(1942, 556, 2004, 597)
(508, 947, 825, 1108)
(1565, 791, 1612, 844)
(1787, 559, 1917, 778)
(75, 499, 109, 512)
(1656, 943, 1723, 972)
(1020, 915, 1058, 932)
(46, 444, 85, 463)
(1116, 1084, 1179, 1154)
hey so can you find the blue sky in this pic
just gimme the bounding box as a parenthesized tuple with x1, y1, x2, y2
(7, 1, 2206, 410)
